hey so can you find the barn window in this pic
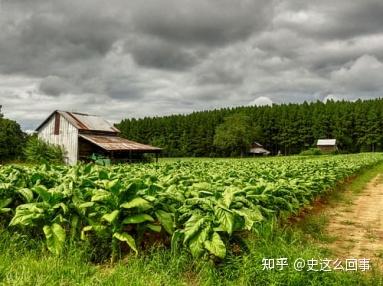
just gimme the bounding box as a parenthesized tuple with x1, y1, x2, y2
(54, 113, 60, 135)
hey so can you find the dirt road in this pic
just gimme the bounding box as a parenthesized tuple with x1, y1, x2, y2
(325, 175, 383, 269)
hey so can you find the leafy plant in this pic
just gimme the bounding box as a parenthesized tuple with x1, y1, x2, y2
(24, 136, 64, 164)
(1, 153, 382, 260)
(89, 154, 111, 166)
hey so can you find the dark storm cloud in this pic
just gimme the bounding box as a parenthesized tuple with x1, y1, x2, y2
(126, 37, 201, 71)
(130, 0, 273, 46)
(0, 0, 122, 76)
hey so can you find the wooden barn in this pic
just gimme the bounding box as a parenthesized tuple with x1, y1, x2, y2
(249, 141, 270, 156)
(316, 139, 337, 153)
(36, 110, 161, 165)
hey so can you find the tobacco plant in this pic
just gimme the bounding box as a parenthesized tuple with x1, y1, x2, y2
(0, 153, 382, 260)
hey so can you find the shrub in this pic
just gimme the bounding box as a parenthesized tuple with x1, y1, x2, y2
(299, 148, 323, 156)
(24, 136, 64, 164)
(0, 117, 25, 162)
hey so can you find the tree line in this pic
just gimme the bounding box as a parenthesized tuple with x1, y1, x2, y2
(116, 99, 383, 157)
(0, 105, 25, 162)
(0, 106, 63, 164)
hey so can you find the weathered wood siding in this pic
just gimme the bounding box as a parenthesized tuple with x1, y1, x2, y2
(317, 145, 336, 153)
(37, 114, 78, 165)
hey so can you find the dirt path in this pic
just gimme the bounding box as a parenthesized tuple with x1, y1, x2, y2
(325, 175, 383, 269)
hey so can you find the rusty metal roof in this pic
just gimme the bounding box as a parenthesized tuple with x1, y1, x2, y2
(60, 111, 120, 133)
(36, 110, 120, 133)
(79, 134, 162, 152)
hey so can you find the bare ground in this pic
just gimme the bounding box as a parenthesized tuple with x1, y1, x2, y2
(325, 175, 383, 270)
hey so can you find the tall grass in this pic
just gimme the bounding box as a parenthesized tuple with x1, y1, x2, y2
(1, 220, 382, 286)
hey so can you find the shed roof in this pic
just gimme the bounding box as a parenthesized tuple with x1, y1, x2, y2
(36, 110, 120, 133)
(317, 139, 337, 146)
(249, 147, 270, 154)
(79, 134, 162, 152)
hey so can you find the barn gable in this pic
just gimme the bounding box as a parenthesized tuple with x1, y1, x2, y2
(36, 110, 119, 134)
(36, 110, 161, 165)
(37, 111, 78, 164)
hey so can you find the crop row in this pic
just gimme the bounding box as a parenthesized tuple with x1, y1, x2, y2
(1, 154, 382, 260)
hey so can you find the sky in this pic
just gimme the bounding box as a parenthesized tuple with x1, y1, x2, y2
(1, 0, 383, 130)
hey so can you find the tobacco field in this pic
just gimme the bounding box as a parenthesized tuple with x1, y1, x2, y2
(1, 154, 382, 262)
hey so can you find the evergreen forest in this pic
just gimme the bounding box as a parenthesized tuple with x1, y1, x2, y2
(117, 99, 383, 157)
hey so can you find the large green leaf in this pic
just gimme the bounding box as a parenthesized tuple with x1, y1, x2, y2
(204, 232, 226, 259)
(0, 198, 12, 209)
(146, 223, 161, 232)
(188, 225, 210, 258)
(9, 207, 44, 226)
(53, 202, 69, 214)
(183, 215, 206, 243)
(102, 210, 120, 224)
(43, 223, 66, 255)
(113, 232, 138, 254)
(222, 187, 235, 208)
(17, 188, 33, 202)
(155, 210, 174, 234)
(120, 197, 152, 210)
(105, 179, 121, 193)
(91, 190, 112, 202)
(214, 207, 234, 235)
(78, 202, 95, 209)
(122, 214, 154, 224)
(33, 186, 50, 202)
(233, 207, 264, 230)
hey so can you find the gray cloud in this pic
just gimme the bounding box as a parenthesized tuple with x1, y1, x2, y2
(274, 1, 383, 40)
(0, 0, 383, 130)
(331, 55, 383, 93)
(126, 37, 201, 71)
(131, 0, 273, 46)
(39, 76, 78, 96)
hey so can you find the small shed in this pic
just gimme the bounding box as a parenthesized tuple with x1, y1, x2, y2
(249, 142, 270, 156)
(316, 139, 337, 153)
(36, 110, 161, 165)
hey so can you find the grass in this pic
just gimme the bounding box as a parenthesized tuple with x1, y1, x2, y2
(1, 161, 383, 285)
(1, 222, 382, 286)
(343, 162, 383, 195)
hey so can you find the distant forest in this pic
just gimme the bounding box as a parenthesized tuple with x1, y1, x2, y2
(116, 99, 383, 157)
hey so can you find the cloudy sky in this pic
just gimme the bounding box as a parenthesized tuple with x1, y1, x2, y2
(1, 0, 383, 130)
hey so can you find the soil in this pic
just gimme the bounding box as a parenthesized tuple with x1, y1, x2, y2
(325, 175, 383, 270)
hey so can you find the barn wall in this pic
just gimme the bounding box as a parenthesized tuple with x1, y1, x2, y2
(38, 114, 78, 165)
(317, 145, 336, 153)
(78, 137, 108, 161)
